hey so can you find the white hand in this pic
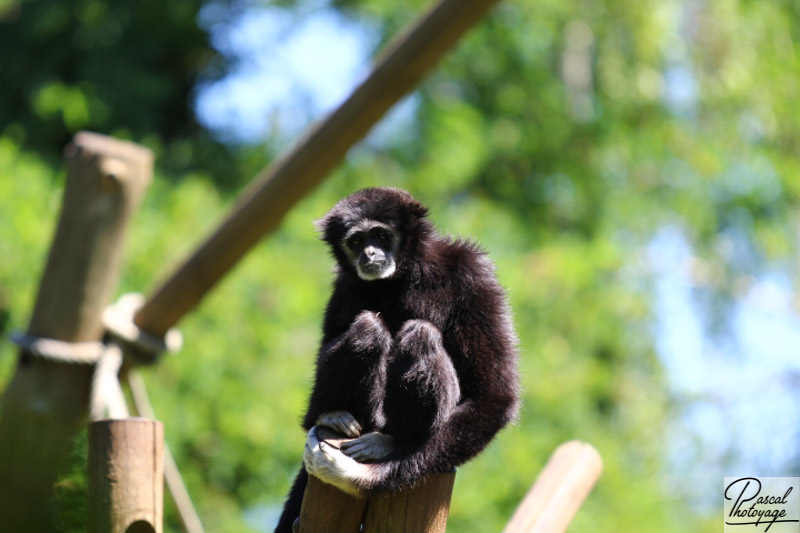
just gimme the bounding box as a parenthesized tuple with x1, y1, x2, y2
(304, 426, 372, 496)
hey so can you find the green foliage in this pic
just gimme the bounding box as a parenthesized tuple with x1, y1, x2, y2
(0, 0, 265, 188)
(1, 0, 799, 531)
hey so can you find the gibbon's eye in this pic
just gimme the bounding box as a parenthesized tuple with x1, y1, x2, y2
(374, 229, 391, 242)
(347, 235, 363, 250)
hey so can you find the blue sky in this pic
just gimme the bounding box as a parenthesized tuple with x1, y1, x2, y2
(195, 4, 375, 143)
(652, 227, 800, 507)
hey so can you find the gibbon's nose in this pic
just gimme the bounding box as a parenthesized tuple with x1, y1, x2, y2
(364, 246, 384, 262)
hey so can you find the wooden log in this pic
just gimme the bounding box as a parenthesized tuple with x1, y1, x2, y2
(298, 428, 455, 533)
(128, 371, 205, 533)
(362, 471, 456, 533)
(0, 132, 153, 530)
(503, 441, 603, 533)
(134, 0, 502, 338)
(298, 428, 368, 533)
(299, 474, 367, 533)
(88, 418, 164, 533)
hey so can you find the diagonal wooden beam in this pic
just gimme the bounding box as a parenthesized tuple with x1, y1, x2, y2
(133, 0, 502, 337)
(503, 441, 603, 533)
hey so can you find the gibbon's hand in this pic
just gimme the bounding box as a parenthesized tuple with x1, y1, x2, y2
(316, 410, 362, 438)
(303, 426, 372, 496)
(340, 432, 396, 463)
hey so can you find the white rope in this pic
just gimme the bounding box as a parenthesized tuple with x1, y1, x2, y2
(9, 293, 182, 420)
(103, 293, 183, 361)
(8, 332, 127, 420)
(89, 344, 129, 420)
(9, 332, 105, 364)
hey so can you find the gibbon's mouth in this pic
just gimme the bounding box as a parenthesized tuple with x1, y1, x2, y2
(357, 260, 396, 281)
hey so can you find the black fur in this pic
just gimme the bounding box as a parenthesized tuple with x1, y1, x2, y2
(275, 188, 520, 532)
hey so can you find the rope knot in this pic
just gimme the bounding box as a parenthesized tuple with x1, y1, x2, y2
(103, 293, 183, 365)
(8, 293, 182, 421)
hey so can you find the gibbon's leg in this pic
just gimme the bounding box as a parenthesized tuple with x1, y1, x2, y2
(383, 320, 461, 442)
(303, 310, 392, 432)
(319, 320, 462, 492)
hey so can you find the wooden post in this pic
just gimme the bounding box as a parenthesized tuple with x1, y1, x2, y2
(88, 418, 164, 533)
(298, 428, 368, 532)
(299, 475, 367, 533)
(299, 472, 456, 533)
(503, 441, 603, 533)
(0, 132, 153, 530)
(128, 371, 205, 533)
(298, 428, 456, 533)
(133, 0, 502, 338)
(362, 472, 455, 533)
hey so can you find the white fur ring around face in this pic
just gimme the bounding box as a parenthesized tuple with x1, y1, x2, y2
(303, 426, 371, 497)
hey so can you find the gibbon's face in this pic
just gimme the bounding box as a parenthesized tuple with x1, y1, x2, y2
(340, 220, 400, 281)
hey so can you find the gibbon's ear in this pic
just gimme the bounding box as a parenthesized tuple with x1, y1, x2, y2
(313, 211, 348, 246)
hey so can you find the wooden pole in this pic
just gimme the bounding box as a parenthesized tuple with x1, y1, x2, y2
(362, 471, 455, 533)
(88, 418, 164, 533)
(128, 371, 205, 533)
(299, 475, 367, 533)
(0, 132, 153, 530)
(134, 0, 502, 338)
(503, 441, 603, 533)
(298, 428, 456, 533)
(298, 428, 368, 533)
(299, 472, 456, 533)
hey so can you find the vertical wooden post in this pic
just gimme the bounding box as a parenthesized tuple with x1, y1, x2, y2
(299, 428, 367, 533)
(88, 418, 164, 533)
(298, 475, 367, 533)
(298, 429, 456, 533)
(503, 441, 603, 533)
(362, 472, 455, 533)
(299, 472, 455, 533)
(0, 132, 153, 530)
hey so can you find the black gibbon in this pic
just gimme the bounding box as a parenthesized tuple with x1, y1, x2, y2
(275, 187, 520, 533)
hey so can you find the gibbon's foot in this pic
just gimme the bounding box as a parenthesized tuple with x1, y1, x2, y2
(340, 432, 395, 463)
(316, 410, 362, 438)
(304, 426, 372, 496)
